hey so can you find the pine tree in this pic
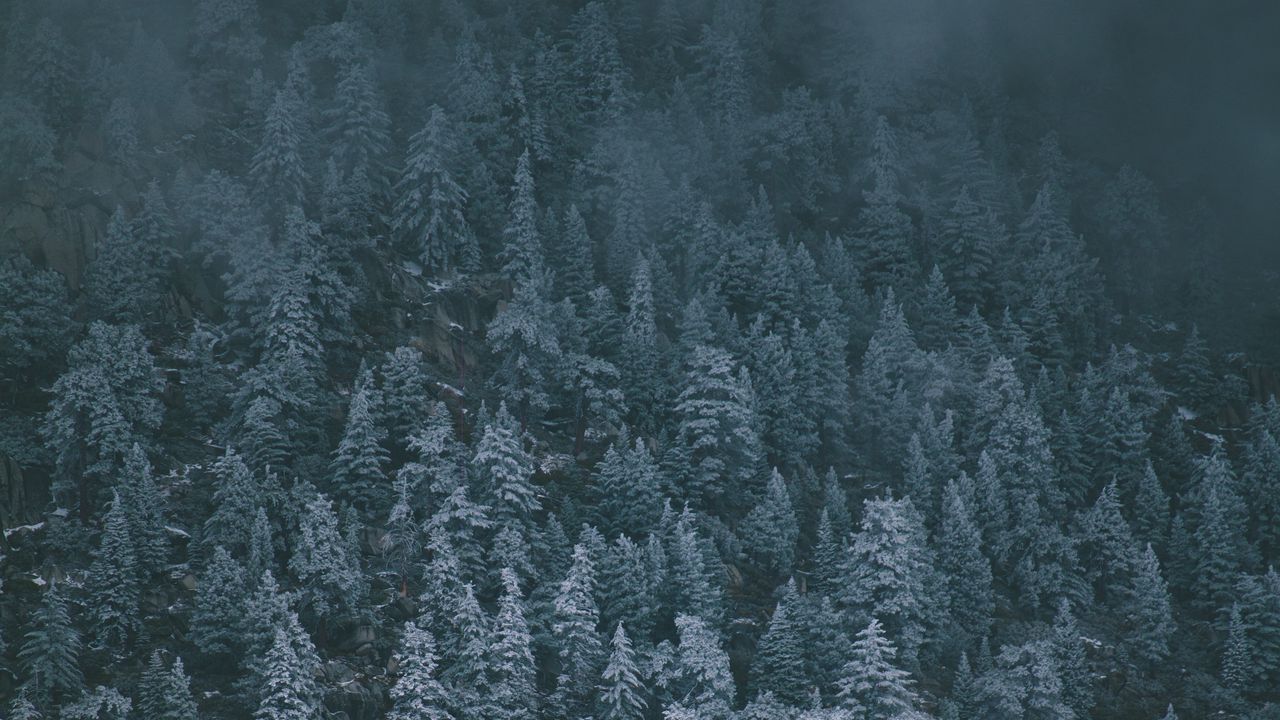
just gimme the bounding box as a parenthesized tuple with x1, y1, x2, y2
(939, 479, 994, 652)
(839, 496, 936, 668)
(1193, 479, 1248, 611)
(202, 448, 264, 555)
(745, 319, 815, 469)
(59, 686, 132, 720)
(917, 266, 960, 352)
(500, 149, 543, 285)
(86, 207, 167, 324)
(1234, 567, 1280, 687)
(118, 444, 167, 578)
(42, 322, 163, 520)
(836, 618, 920, 720)
(1050, 600, 1093, 718)
(251, 85, 309, 209)
(854, 292, 924, 467)
(751, 580, 809, 705)
(555, 204, 596, 309)
(0, 253, 76, 386)
(325, 61, 391, 185)
(6, 687, 40, 720)
(392, 106, 473, 272)
(1222, 603, 1251, 691)
(88, 490, 140, 650)
(812, 509, 844, 595)
(594, 439, 663, 538)
(378, 347, 431, 456)
(1243, 428, 1280, 557)
(330, 366, 390, 514)
(388, 620, 453, 720)
(938, 186, 997, 309)
(1076, 480, 1139, 604)
(621, 259, 661, 430)
(740, 468, 800, 576)
(673, 344, 764, 511)
(1124, 544, 1174, 665)
(553, 543, 605, 714)
(254, 626, 320, 720)
(288, 493, 366, 618)
(473, 403, 540, 533)
(486, 268, 562, 424)
(490, 568, 538, 720)
(599, 623, 647, 720)
(973, 639, 1073, 720)
(671, 614, 736, 716)
(19, 584, 83, 701)
(600, 535, 662, 643)
(1134, 462, 1170, 550)
(669, 510, 725, 625)
(191, 546, 249, 658)
(138, 652, 199, 720)
(855, 117, 917, 292)
(1175, 324, 1217, 414)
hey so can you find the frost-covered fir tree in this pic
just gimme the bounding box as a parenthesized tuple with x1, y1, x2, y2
(118, 444, 167, 578)
(88, 490, 140, 650)
(668, 614, 736, 717)
(288, 493, 366, 618)
(486, 268, 563, 424)
(472, 403, 540, 534)
(42, 322, 163, 520)
(388, 620, 453, 720)
(330, 366, 390, 514)
(1222, 603, 1252, 691)
(1124, 543, 1174, 665)
(593, 438, 663, 538)
(86, 207, 167, 324)
(621, 259, 661, 431)
(490, 568, 538, 720)
(599, 623, 647, 720)
(324, 61, 390, 186)
(254, 626, 320, 720)
(137, 652, 199, 720)
(938, 479, 993, 652)
(750, 579, 809, 705)
(553, 543, 606, 714)
(673, 344, 764, 511)
(250, 85, 309, 210)
(835, 618, 920, 720)
(500, 149, 544, 286)
(392, 106, 473, 272)
(739, 468, 800, 576)
(191, 546, 249, 659)
(839, 496, 937, 668)
(19, 584, 83, 702)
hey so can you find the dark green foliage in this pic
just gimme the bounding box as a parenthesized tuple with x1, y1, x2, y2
(19, 584, 83, 702)
(2, 3, 1277, 718)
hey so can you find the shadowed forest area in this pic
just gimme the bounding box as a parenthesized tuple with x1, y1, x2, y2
(1, 0, 1279, 719)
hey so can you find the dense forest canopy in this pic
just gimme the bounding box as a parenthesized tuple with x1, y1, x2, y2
(1, 1, 1279, 719)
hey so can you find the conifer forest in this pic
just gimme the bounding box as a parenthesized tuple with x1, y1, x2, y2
(3, 1, 1280, 718)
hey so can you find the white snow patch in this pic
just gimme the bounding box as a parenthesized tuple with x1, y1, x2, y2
(448, 321, 464, 331)
(165, 526, 191, 539)
(29, 574, 47, 587)
(4, 521, 45, 539)
(1176, 406, 1198, 421)
(426, 279, 452, 293)
(437, 383, 464, 398)
(401, 260, 423, 277)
